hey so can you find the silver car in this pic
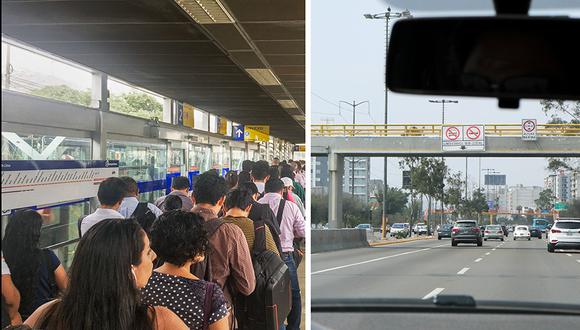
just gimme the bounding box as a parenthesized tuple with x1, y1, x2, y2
(484, 225, 504, 241)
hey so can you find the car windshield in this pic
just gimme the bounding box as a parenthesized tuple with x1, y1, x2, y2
(311, 0, 580, 312)
(555, 222, 580, 229)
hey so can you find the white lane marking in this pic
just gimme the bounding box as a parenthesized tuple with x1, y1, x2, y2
(312, 247, 432, 275)
(422, 288, 445, 300)
(566, 254, 572, 257)
(492, 248, 497, 251)
(485, 252, 491, 255)
(475, 258, 483, 263)
(457, 267, 470, 275)
(577, 260, 580, 263)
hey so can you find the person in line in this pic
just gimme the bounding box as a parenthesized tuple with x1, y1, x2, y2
(24, 219, 187, 330)
(154, 176, 194, 212)
(281, 177, 305, 217)
(2, 255, 21, 326)
(268, 165, 280, 181)
(280, 164, 305, 203)
(250, 160, 270, 195)
(238, 182, 283, 254)
(241, 160, 254, 173)
(222, 189, 280, 256)
(190, 171, 255, 307)
(291, 162, 306, 189)
(224, 171, 238, 191)
(80, 177, 126, 236)
(143, 210, 229, 330)
(271, 158, 280, 166)
(2, 210, 68, 321)
(237, 171, 252, 185)
(118, 176, 163, 218)
(258, 179, 306, 330)
(161, 194, 183, 212)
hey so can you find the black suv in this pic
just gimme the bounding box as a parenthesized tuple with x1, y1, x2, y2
(451, 220, 483, 247)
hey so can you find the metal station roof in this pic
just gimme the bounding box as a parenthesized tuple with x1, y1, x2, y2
(1, 0, 305, 143)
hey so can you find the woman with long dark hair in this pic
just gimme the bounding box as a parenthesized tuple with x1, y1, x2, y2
(2, 210, 68, 320)
(23, 219, 187, 330)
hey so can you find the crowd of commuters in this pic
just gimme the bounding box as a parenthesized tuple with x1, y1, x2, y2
(1, 158, 306, 330)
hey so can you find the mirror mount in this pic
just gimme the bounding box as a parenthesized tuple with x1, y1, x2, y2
(498, 98, 520, 109)
(493, 0, 530, 15)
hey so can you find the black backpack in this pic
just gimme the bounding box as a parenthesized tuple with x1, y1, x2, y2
(131, 202, 157, 235)
(234, 220, 291, 330)
(190, 219, 226, 282)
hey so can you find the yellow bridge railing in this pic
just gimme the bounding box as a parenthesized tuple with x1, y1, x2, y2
(311, 124, 580, 137)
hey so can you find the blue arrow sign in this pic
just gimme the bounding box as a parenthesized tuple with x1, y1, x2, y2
(233, 125, 244, 141)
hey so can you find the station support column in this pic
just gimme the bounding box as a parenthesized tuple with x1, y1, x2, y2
(328, 153, 344, 228)
(90, 72, 109, 211)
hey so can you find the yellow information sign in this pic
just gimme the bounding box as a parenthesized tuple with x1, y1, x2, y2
(218, 117, 228, 135)
(244, 125, 270, 142)
(183, 103, 194, 128)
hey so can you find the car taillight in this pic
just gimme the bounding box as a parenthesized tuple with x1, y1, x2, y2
(551, 229, 561, 233)
(472, 227, 480, 233)
(485, 230, 490, 233)
(452, 227, 460, 233)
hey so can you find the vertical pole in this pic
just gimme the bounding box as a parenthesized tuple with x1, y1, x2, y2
(328, 153, 344, 228)
(3, 44, 11, 90)
(441, 101, 445, 227)
(465, 158, 468, 200)
(382, 15, 390, 234)
(352, 102, 356, 198)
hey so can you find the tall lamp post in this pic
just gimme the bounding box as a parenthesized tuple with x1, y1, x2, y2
(364, 7, 412, 231)
(340, 100, 369, 198)
(429, 99, 458, 227)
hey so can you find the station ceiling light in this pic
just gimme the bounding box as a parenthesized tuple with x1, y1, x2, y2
(174, 0, 234, 24)
(292, 114, 305, 121)
(278, 99, 298, 108)
(245, 68, 282, 86)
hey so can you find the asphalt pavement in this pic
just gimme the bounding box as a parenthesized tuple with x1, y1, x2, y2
(312, 236, 580, 304)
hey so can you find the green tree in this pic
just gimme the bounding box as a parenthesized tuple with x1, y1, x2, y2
(541, 100, 580, 124)
(560, 199, 580, 218)
(31, 85, 91, 107)
(311, 192, 329, 225)
(109, 91, 163, 119)
(459, 188, 489, 219)
(535, 189, 555, 210)
(375, 186, 409, 216)
(444, 171, 464, 219)
(342, 194, 369, 228)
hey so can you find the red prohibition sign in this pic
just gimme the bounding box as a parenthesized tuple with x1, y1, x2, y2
(445, 127, 460, 140)
(523, 120, 536, 132)
(466, 126, 481, 140)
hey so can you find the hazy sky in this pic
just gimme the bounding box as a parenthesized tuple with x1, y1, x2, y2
(311, 0, 580, 189)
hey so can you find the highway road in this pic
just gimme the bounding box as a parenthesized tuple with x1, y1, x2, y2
(312, 236, 580, 304)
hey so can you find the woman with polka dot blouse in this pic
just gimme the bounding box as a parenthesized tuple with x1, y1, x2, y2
(143, 210, 229, 330)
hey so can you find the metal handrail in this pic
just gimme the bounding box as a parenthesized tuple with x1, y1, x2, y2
(311, 124, 580, 137)
(43, 238, 80, 250)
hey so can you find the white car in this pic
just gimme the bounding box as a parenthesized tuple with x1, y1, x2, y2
(513, 225, 531, 240)
(415, 224, 428, 235)
(547, 219, 580, 253)
(390, 223, 410, 238)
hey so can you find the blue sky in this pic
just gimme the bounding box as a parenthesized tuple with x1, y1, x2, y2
(311, 0, 580, 189)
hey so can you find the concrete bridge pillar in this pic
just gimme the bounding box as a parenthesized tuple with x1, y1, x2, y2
(328, 152, 344, 229)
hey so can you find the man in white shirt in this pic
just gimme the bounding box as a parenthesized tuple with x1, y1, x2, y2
(258, 178, 305, 330)
(118, 176, 162, 218)
(80, 177, 126, 236)
(251, 160, 270, 195)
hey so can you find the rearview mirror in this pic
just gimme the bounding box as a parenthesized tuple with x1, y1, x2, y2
(386, 17, 580, 108)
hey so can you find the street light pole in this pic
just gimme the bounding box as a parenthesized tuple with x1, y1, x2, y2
(428, 99, 458, 227)
(364, 7, 412, 231)
(340, 100, 369, 199)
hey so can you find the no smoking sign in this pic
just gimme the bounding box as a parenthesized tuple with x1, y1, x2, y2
(522, 119, 537, 141)
(442, 125, 485, 151)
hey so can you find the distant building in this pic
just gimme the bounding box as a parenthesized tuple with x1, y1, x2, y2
(545, 169, 572, 202)
(343, 157, 371, 204)
(571, 171, 580, 200)
(507, 185, 543, 213)
(311, 156, 372, 203)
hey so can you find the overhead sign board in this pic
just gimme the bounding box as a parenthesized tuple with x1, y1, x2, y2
(442, 125, 485, 151)
(554, 202, 568, 211)
(521, 119, 537, 141)
(244, 125, 270, 142)
(402, 170, 411, 189)
(1, 160, 119, 213)
(176, 102, 183, 126)
(484, 174, 506, 186)
(218, 117, 228, 135)
(183, 103, 194, 128)
(233, 125, 245, 141)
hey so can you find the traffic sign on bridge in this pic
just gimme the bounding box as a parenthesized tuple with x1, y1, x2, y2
(522, 119, 537, 141)
(442, 125, 485, 151)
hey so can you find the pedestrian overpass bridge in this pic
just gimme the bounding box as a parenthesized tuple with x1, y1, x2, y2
(311, 124, 580, 228)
